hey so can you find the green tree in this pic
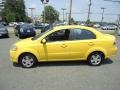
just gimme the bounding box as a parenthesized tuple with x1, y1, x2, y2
(2, 0, 27, 23)
(41, 5, 59, 24)
(70, 17, 75, 24)
(86, 19, 91, 24)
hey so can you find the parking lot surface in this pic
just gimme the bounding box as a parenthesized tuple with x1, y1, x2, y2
(0, 27, 120, 90)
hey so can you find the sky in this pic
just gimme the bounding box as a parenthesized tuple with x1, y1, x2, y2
(24, 0, 120, 23)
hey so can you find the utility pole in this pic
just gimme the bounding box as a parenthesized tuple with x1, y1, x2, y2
(29, 7, 35, 22)
(101, 7, 106, 25)
(43, 3, 47, 25)
(117, 14, 120, 35)
(87, 0, 92, 24)
(68, 0, 72, 25)
(61, 8, 66, 23)
(40, 0, 49, 26)
(66, 13, 68, 22)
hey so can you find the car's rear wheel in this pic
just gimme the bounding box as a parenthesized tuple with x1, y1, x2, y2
(19, 53, 37, 68)
(87, 52, 104, 66)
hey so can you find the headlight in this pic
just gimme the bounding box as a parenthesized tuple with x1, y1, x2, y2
(11, 45, 17, 51)
(20, 28, 24, 32)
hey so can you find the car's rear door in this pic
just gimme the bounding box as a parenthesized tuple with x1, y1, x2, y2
(68, 28, 96, 59)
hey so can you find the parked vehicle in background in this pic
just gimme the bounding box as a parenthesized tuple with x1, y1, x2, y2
(41, 23, 49, 26)
(9, 22, 18, 27)
(33, 23, 44, 29)
(14, 24, 36, 38)
(9, 22, 14, 27)
(86, 23, 94, 27)
(80, 23, 86, 26)
(101, 25, 117, 30)
(0, 21, 7, 26)
(101, 25, 107, 30)
(0, 24, 9, 38)
(108, 25, 117, 30)
(41, 24, 53, 33)
(18, 22, 24, 25)
(93, 24, 100, 28)
(10, 25, 117, 68)
(41, 22, 65, 33)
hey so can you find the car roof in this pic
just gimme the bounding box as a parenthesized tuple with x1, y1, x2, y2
(52, 25, 103, 36)
(53, 25, 95, 31)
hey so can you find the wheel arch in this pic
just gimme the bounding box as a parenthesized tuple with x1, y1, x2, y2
(85, 47, 107, 59)
(87, 51, 105, 60)
(18, 52, 38, 63)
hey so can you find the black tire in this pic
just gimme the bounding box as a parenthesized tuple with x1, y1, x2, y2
(15, 33, 17, 36)
(6, 34, 9, 38)
(87, 52, 104, 66)
(19, 53, 37, 68)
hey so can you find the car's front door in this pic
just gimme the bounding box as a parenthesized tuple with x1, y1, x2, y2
(42, 29, 71, 61)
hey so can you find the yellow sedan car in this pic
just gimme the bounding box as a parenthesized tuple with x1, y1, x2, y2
(10, 25, 117, 68)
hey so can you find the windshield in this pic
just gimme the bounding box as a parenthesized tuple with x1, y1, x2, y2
(21, 24, 33, 28)
(32, 28, 52, 40)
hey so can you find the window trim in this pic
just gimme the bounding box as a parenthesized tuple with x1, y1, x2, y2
(69, 28, 96, 40)
(43, 28, 97, 43)
(44, 29, 70, 43)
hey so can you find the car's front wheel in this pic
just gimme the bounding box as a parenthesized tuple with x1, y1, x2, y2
(19, 53, 37, 68)
(87, 52, 104, 66)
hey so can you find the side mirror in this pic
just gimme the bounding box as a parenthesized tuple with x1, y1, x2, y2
(41, 39, 46, 44)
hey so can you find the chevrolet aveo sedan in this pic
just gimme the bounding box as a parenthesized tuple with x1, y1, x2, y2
(10, 25, 117, 68)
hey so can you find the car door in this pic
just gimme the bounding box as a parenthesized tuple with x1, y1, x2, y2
(68, 28, 96, 60)
(42, 29, 71, 61)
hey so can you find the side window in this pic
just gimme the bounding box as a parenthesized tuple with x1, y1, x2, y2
(45, 29, 70, 42)
(69, 29, 96, 40)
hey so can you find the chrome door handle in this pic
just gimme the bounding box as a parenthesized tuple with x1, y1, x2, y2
(61, 44, 67, 48)
(88, 42, 95, 46)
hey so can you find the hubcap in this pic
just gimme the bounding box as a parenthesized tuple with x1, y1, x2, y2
(90, 54, 102, 65)
(21, 56, 34, 67)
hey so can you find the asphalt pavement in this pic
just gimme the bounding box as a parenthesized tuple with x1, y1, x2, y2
(0, 27, 120, 90)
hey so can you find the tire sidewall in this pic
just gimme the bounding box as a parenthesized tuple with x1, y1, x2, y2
(19, 53, 37, 68)
(88, 52, 103, 66)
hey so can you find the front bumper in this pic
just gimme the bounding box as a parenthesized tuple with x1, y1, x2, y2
(20, 32, 36, 37)
(0, 32, 8, 37)
(10, 50, 18, 63)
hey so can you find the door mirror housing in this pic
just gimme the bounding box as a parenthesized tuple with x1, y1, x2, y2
(41, 39, 46, 44)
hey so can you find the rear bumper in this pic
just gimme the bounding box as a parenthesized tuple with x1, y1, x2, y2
(106, 46, 118, 58)
(20, 32, 36, 37)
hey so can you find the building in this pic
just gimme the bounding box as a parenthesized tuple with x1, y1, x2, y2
(0, 0, 5, 20)
(0, 0, 5, 12)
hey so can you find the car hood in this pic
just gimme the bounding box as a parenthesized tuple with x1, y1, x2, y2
(0, 28, 6, 32)
(15, 38, 34, 47)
